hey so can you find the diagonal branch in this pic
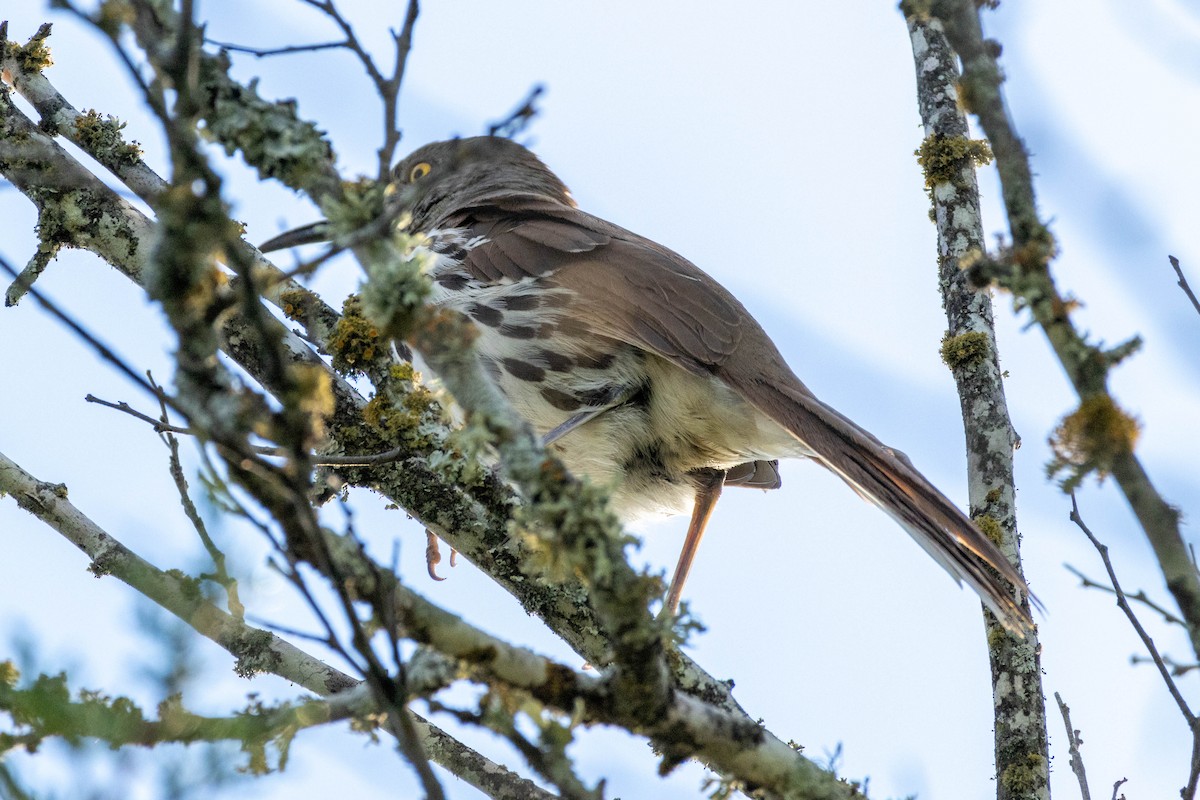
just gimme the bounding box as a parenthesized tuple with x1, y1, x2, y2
(1069, 494, 1200, 799)
(0, 448, 559, 800)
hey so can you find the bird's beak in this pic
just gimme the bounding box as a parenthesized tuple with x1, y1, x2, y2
(259, 221, 332, 253)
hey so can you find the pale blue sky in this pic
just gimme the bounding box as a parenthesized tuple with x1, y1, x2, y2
(1, 2, 1198, 798)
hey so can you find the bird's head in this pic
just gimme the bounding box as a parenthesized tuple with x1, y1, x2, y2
(394, 136, 575, 228)
(259, 136, 573, 252)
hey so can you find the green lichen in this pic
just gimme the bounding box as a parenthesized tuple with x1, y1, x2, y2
(319, 178, 387, 238)
(1000, 752, 1047, 795)
(74, 109, 143, 168)
(277, 287, 314, 321)
(164, 568, 204, 602)
(1047, 394, 1141, 492)
(359, 230, 435, 339)
(940, 330, 991, 370)
(327, 294, 381, 376)
(7, 25, 54, 72)
(975, 515, 1004, 547)
(229, 628, 280, 678)
(916, 134, 993, 190)
(199, 51, 335, 191)
(987, 624, 1007, 650)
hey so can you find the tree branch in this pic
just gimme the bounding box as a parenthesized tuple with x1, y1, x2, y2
(904, 14, 1048, 800)
(914, 0, 1200, 660)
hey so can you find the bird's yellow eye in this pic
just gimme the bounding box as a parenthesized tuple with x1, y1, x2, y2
(409, 162, 432, 182)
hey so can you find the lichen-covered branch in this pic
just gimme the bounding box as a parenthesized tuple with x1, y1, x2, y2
(0, 448, 559, 800)
(1, 13, 865, 797)
(905, 0, 1200, 659)
(905, 16, 1049, 800)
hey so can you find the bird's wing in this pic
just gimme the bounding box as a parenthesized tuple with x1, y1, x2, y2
(451, 202, 1035, 632)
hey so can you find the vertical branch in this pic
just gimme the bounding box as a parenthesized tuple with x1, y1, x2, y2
(905, 15, 1049, 800)
(916, 0, 1200, 659)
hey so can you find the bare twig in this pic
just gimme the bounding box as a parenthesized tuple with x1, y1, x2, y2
(147, 371, 245, 619)
(84, 394, 192, 435)
(205, 37, 347, 57)
(1130, 653, 1199, 677)
(1111, 777, 1128, 800)
(1064, 564, 1186, 626)
(0, 257, 162, 402)
(1069, 494, 1200, 798)
(1054, 692, 1092, 800)
(84, 393, 282, 456)
(297, 0, 419, 178)
(487, 84, 546, 139)
(1169, 256, 1200, 317)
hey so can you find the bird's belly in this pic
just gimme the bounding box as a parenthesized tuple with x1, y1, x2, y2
(472, 324, 806, 520)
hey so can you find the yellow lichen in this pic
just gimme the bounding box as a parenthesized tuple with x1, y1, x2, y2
(1000, 753, 1047, 794)
(327, 295, 380, 376)
(277, 288, 312, 321)
(1047, 395, 1140, 491)
(8, 25, 54, 72)
(915, 134, 993, 190)
(987, 625, 1007, 650)
(975, 515, 1004, 546)
(288, 363, 335, 442)
(74, 110, 143, 167)
(940, 330, 991, 370)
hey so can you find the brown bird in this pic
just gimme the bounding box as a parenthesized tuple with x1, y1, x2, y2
(263, 136, 1035, 631)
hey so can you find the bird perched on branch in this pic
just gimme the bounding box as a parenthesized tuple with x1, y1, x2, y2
(262, 135, 1035, 631)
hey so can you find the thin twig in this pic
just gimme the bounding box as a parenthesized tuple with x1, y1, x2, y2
(312, 446, 407, 466)
(205, 37, 348, 57)
(382, 0, 421, 177)
(1111, 777, 1128, 800)
(84, 394, 193, 435)
(1169, 256, 1200, 317)
(0, 256, 161, 402)
(84, 393, 281, 456)
(487, 85, 545, 139)
(1070, 495, 1194, 724)
(147, 371, 245, 619)
(299, 0, 419, 179)
(1069, 493, 1200, 798)
(1130, 653, 1199, 677)
(1054, 691, 1092, 800)
(1064, 563, 1186, 626)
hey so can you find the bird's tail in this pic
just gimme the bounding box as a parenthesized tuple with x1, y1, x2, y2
(740, 375, 1037, 634)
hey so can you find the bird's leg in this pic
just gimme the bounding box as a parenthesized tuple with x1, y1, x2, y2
(664, 468, 727, 614)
